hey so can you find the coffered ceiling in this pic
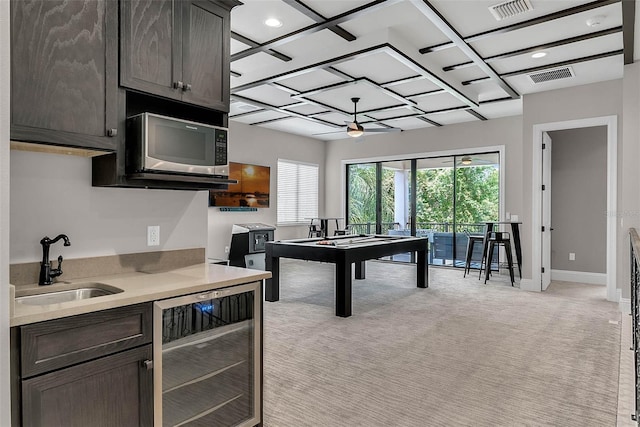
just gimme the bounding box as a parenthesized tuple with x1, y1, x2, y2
(229, 0, 634, 141)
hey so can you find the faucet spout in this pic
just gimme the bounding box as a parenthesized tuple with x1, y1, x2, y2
(39, 234, 71, 286)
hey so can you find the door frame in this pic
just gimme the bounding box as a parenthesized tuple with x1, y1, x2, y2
(529, 116, 617, 301)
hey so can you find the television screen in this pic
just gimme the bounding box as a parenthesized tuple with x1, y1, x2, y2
(209, 162, 270, 208)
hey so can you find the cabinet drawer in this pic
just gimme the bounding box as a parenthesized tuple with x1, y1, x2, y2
(21, 303, 152, 378)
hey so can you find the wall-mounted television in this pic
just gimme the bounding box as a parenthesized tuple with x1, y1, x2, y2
(209, 162, 270, 208)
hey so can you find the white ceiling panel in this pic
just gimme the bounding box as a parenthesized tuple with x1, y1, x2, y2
(278, 69, 346, 92)
(274, 29, 349, 59)
(389, 78, 443, 97)
(259, 117, 340, 138)
(229, 101, 264, 116)
(231, 0, 316, 43)
(283, 103, 329, 115)
(416, 92, 468, 112)
(234, 84, 297, 107)
(475, 98, 523, 119)
(425, 109, 478, 125)
(504, 54, 623, 95)
(332, 51, 421, 83)
(230, 38, 250, 55)
(382, 116, 438, 130)
(231, 51, 288, 77)
(313, 111, 354, 126)
(305, 80, 400, 112)
(231, 110, 290, 124)
(303, 0, 374, 18)
(366, 106, 419, 121)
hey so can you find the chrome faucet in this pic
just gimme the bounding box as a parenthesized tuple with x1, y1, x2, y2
(39, 234, 71, 286)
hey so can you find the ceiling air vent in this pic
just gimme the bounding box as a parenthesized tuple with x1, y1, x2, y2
(489, 0, 533, 21)
(528, 66, 575, 84)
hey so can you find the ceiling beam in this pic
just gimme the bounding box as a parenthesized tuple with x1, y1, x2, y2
(622, 0, 635, 64)
(419, 0, 620, 54)
(231, 32, 292, 62)
(412, 0, 519, 99)
(231, 0, 404, 62)
(466, 109, 487, 121)
(283, 0, 357, 42)
(443, 26, 622, 72)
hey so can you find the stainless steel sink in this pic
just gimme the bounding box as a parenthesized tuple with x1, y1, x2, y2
(15, 283, 123, 305)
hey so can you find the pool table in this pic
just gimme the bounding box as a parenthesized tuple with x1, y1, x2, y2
(265, 234, 429, 317)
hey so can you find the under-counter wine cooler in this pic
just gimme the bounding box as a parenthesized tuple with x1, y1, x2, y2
(153, 282, 261, 427)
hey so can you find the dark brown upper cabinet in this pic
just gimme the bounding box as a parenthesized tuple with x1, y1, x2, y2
(10, 0, 119, 152)
(120, 0, 238, 112)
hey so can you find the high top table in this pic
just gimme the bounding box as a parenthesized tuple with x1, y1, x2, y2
(481, 221, 522, 278)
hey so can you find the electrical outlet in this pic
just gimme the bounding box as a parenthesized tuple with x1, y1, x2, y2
(569, 252, 575, 261)
(147, 226, 160, 246)
(224, 246, 230, 254)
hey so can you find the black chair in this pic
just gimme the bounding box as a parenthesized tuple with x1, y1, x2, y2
(308, 220, 322, 238)
(483, 231, 515, 286)
(463, 229, 485, 278)
(333, 219, 351, 236)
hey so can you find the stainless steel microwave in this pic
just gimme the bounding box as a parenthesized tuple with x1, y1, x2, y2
(126, 113, 229, 178)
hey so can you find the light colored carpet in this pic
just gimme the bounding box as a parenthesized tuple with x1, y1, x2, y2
(262, 260, 621, 427)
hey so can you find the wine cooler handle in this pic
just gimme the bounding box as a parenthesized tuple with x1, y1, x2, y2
(196, 290, 222, 300)
(142, 360, 153, 370)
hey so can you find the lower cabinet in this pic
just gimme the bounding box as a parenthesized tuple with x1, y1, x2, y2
(21, 345, 153, 427)
(11, 303, 154, 427)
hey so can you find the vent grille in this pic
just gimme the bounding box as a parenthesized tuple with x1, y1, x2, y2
(489, 0, 533, 21)
(528, 67, 575, 84)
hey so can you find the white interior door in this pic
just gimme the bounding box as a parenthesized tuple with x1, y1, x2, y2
(541, 132, 552, 290)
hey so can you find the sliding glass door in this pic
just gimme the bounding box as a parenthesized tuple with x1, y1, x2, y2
(346, 152, 500, 268)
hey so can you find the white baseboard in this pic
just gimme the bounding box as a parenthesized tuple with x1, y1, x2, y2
(619, 289, 631, 314)
(550, 269, 606, 285)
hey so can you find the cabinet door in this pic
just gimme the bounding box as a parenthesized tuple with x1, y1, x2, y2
(22, 345, 153, 427)
(120, 0, 183, 101)
(181, 0, 231, 111)
(10, 0, 118, 151)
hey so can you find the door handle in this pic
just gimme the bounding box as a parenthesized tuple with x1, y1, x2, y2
(173, 81, 184, 90)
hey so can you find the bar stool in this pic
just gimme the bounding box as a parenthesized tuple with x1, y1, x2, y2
(463, 230, 485, 278)
(308, 220, 322, 238)
(484, 231, 515, 286)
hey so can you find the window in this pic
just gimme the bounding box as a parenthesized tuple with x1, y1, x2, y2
(277, 159, 318, 225)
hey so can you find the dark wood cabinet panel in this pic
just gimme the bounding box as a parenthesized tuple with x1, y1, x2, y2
(182, 0, 229, 111)
(120, 0, 181, 100)
(10, 0, 118, 151)
(21, 303, 152, 378)
(21, 345, 153, 427)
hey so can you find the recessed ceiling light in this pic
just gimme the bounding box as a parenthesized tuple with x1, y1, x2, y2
(264, 18, 283, 28)
(531, 52, 547, 59)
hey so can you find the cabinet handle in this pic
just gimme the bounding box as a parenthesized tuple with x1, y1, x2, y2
(183, 83, 192, 92)
(107, 128, 117, 137)
(142, 360, 153, 370)
(173, 81, 184, 90)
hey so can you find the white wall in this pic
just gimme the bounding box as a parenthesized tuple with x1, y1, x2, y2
(0, 0, 10, 423)
(207, 121, 325, 260)
(324, 115, 524, 232)
(10, 150, 208, 263)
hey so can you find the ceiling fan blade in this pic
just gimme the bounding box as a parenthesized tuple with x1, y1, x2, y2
(363, 128, 401, 133)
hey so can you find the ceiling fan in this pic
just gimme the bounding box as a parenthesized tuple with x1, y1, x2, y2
(442, 156, 497, 166)
(314, 98, 401, 138)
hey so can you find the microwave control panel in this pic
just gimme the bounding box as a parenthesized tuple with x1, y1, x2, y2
(214, 129, 228, 166)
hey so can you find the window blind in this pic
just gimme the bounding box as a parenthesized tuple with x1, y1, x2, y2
(277, 159, 318, 224)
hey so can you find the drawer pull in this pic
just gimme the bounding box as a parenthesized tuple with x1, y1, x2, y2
(142, 360, 153, 370)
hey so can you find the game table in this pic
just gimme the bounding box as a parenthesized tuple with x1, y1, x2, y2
(265, 234, 429, 317)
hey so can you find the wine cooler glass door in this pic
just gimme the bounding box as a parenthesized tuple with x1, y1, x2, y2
(153, 282, 261, 427)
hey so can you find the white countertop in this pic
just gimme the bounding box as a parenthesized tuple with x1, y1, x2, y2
(11, 263, 271, 327)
